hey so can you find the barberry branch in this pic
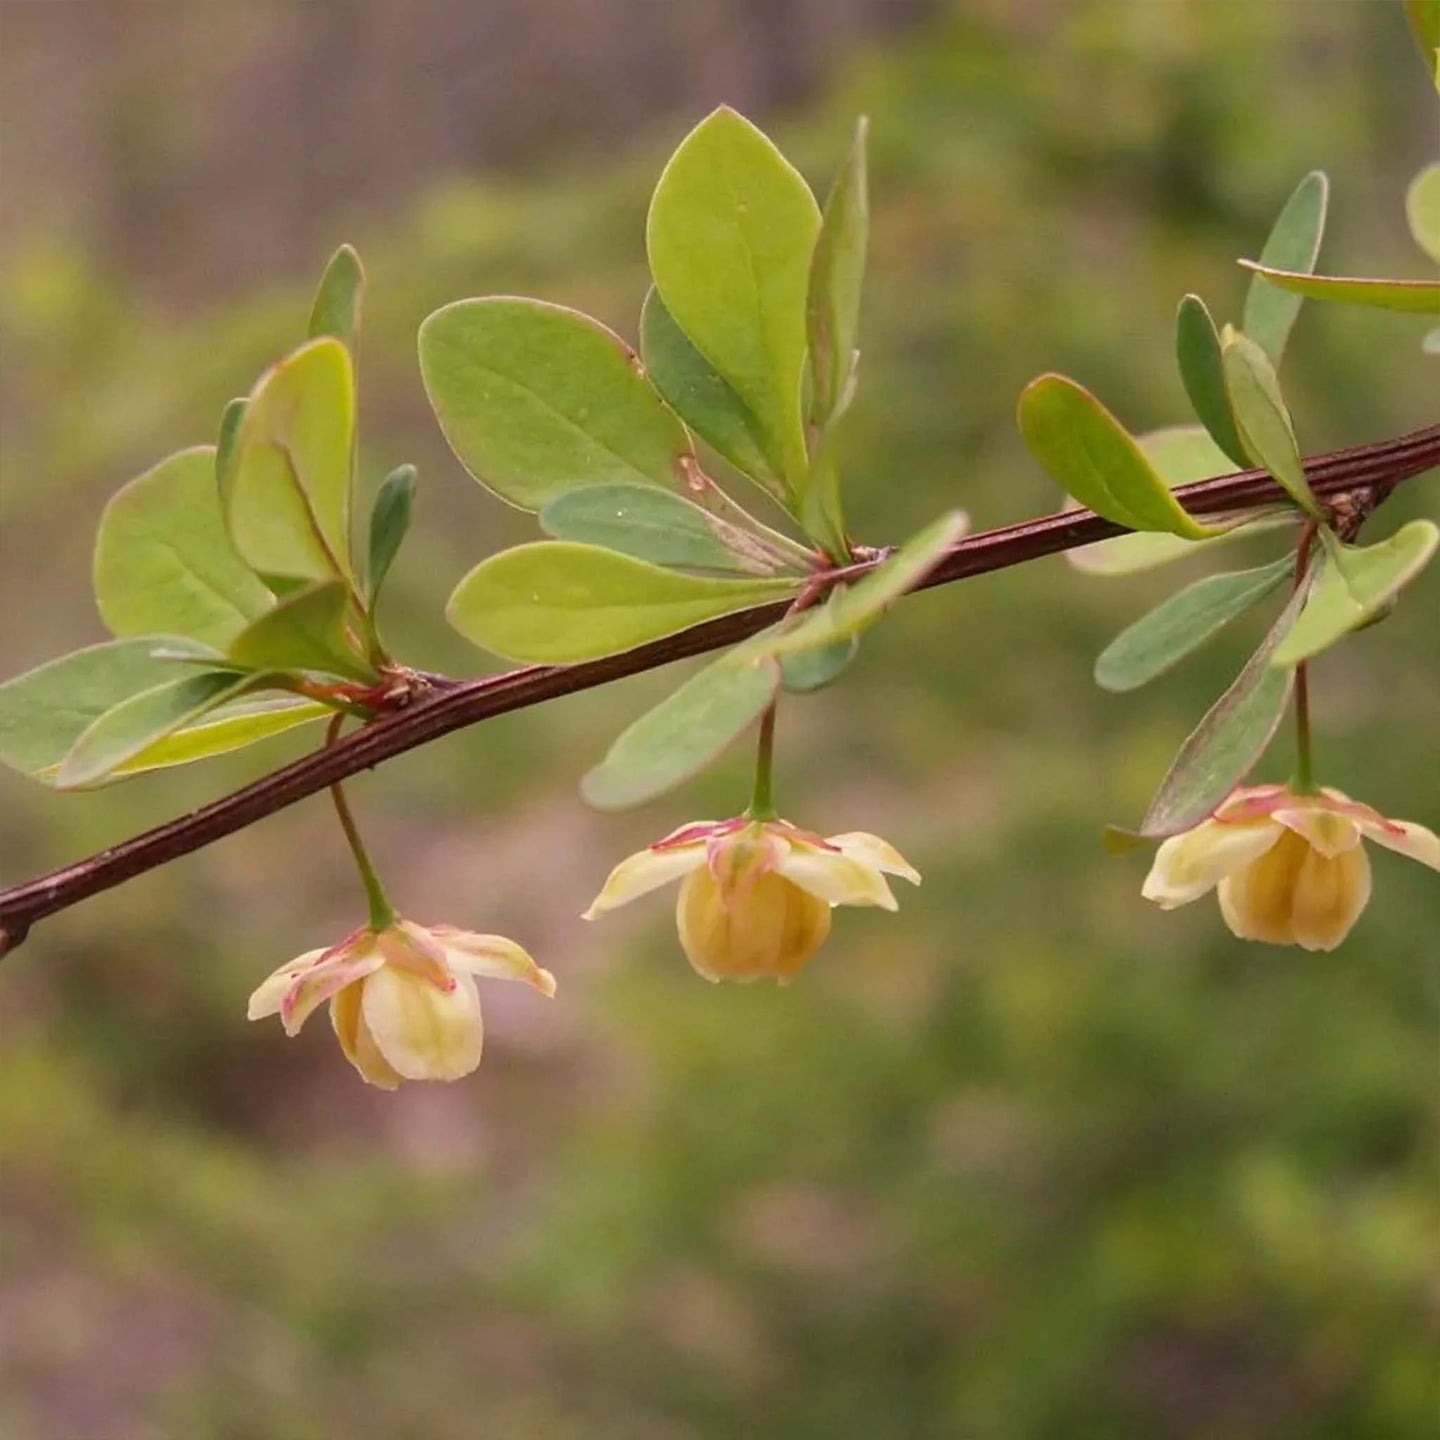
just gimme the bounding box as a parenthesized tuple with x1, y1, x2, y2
(2, 422, 1436, 956)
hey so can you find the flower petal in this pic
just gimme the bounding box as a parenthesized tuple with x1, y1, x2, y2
(432, 927, 557, 996)
(583, 843, 707, 919)
(1289, 843, 1372, 952)
(1142, 818, 1283, 909)
(676, 868, 832, 983)
(777, 845, 898, 910)
(826, 832, 921, 886)
(1272, 804, 1361, 857)
(361, 966, 484, 1082)
(279, 945, 386, 1036)
(247, 948, 327, 1021)
(1355, 815, 1440, 871)
(1217, 830, 1310, 944)
(330, 984, 402, 1089)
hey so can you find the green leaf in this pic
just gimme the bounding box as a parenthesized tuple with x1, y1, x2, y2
(1174, 295, 1249, 469)
(223, 337, 357, 584)
(646, 106, 822, 490)
(0, 638, 184, 779)
(1408, 163, 1440, 265)
(780, 629, 859, 694)
(102, 693, 331, 781)
(751, 510, 967, 659)
(1237, 261, 1440, 315)
(1425, 326, 1440, 356)
(1221, 332, 1322, 518)
(1067, 427, 1290, 576)
(419, 297, 692, 512)
(1017, 375, 1225, 538)
(1271, 521, 1439, 666)
(56, 670, 262, 790)
(308, 244, 365, 354)
(366, 464, 416, 604)
(1132, 584, 1308, 839)
(447, 543, 798, 663)
(638, 287, 781, 495)
(808, 114, 869, 431)
(93, 447, 275, 649)
(581, 650, 781, 810)
(1243, 171, 1328, 366)
(216, 397, 248, 491)
(227, 581, 377, 682)
(1404, 0, 1440, 72)
(1094, 556, 1293, 692)
(539, 483, 793, 575)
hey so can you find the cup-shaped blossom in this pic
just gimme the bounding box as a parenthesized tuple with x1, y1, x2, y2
(1142, 783, 1439, 951)
(248, 918, 555, 1088)
(584, 817, 920, 983)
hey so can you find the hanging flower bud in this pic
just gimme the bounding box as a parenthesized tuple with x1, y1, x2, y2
(1142, 784, 1439, 951)
(248, 918, 555, 1088)
(584, 817, 920, 983)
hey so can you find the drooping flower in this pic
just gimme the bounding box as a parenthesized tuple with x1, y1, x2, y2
(1142, 783, 1439, 951)
(248, 918, 555, 1088)
(584, 816, 920, 983)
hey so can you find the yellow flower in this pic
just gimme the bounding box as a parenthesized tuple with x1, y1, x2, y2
(1142, 784, 1439, 951)
(248, 918, 555, 1088)
(584, 817, 919, 983)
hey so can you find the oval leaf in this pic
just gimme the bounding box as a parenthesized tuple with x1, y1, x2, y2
(1221, 332, 1321, 518)
(101, 693, 331, 782)
(223, 337, 357, 584)
(366, 464, 416, 604)
(1271, 520, 1439, 666)
(808, 114, 869, 431)
(1243, 170, 1328, 366)
(308, 244, 366, 353)
(1407, 163, 1440, 264)
(0, 638, 187, 781)
(539, 483, 791, 575)
(646, 106, 821, 490)
(420, 297, 691, 512)
(1018, 375, 1224, 538)
(1094, 556, 1293, 692)
(1134, 583, 1309, 839)
(639, 287, 781, 494)
(1174, 295, 1249, 469)
(755, 510, 967, 659)
(447, 543, 798, 663)
(94, 447, 275, 649)
(581, 651, 781, 810)
(227, 581, 377, 682)
(56, 670, 262, 790)
(780, 630, 860, 693)
(1237, 261, 1440, 315)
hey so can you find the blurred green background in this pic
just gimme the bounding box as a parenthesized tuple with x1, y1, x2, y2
(2, 3, 1437, 1437)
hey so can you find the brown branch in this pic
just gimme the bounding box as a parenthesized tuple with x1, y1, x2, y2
(2, 422, 1436, 954)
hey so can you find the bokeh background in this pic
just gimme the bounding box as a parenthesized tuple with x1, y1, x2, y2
(2, 2, 1437, 1437)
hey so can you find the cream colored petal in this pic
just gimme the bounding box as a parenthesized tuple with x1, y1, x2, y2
(247, 948, 327, 1021)
(330, 984, 402, 1090)
(278, 947, 386, 1037)
(380, 920, 455, 988)
(583, 844, 706, 919)
(433, 928, 557, 997)
(1290, 844, 1372, 952)
(1217, 830, 1310, 944)
(825, 832, 922, 886)
(361, 966, 484, 1082)
(1355, 815, 1440, 871)
(1142, 819, 1283, 909)
(676, 868, 832, 983)
(1272, 805, 1361, 858)
(776, 846, 898, 910)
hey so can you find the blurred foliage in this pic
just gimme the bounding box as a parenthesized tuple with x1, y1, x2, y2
(1, 3, 1437, 1437)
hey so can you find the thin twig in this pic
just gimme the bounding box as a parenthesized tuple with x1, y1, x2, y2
(1, 421, 1436, 955)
